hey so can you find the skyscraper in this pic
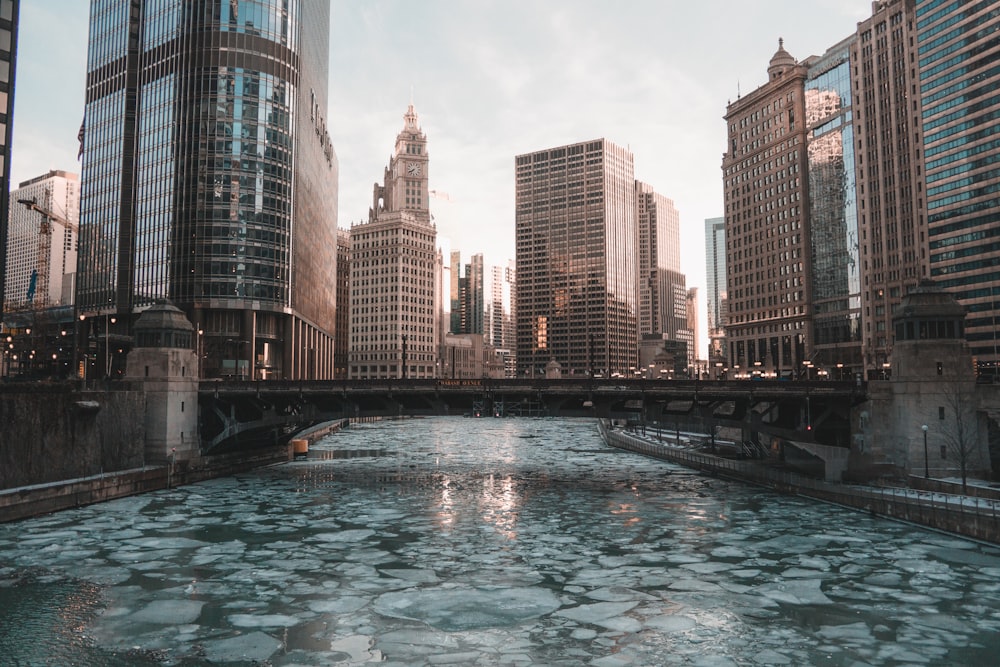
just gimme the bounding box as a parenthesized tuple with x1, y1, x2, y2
(5, 171, 79, 310)
(348, 104, 438, 379)
(0, 0, 19, 327)
(76, 1, 338, 380)
(334, 227, 351, 379)
(635, 181, 681, 340)
(485, 260, 515, 377)
(450, 251, 484, 335)
(723, 40, 812, 377)
(852, 0, 926, 375)
(515, 139, 637, 377)
(805, 38, 861, 371)
(686, 287, 701, 374)
(915, 0, 1000, 374)
(704, 217, 727, 366)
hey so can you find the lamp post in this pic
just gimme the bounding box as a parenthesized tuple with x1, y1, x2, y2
(105, 314, 117, 379)
(922, 424, 929, 479)
(196, 326, 204, 379)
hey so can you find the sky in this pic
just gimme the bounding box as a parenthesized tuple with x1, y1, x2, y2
(11, 1, 874, 353)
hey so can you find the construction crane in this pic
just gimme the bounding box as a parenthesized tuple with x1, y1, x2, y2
(18, 198, 78, 234)
(17, 198, 78, 307)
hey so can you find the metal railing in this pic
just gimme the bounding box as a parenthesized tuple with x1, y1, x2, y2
(599, 420, 1000, 544)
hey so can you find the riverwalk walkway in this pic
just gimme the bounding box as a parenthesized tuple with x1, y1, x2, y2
(599, 419, 1000, 545)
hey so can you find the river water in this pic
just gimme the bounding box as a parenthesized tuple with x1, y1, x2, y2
(2, 417, 1000, 666)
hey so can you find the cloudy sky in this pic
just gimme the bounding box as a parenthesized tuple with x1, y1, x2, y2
(12, 1, 873, 346)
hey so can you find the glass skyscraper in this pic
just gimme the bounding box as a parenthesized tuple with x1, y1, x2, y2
(77, 0, 338, 380)
(0, 0, 19, 326)
(916, 0, 1000, 373)
(704, 216, 726, 366)
(806, 38, 861, 370)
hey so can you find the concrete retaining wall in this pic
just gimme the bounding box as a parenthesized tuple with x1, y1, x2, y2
(0, 384, 146, 490)
(0, 445, 293, 523)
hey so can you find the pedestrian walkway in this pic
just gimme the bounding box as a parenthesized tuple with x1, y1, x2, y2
(601, 420, 1000, 544)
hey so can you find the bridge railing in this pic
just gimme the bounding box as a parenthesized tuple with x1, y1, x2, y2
(200, 377, 865, 398)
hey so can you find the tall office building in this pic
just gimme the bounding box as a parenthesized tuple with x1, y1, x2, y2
(485, 260, 515, 377)
(722, 40, 812, 376)
(805, 38, 862, 371)
(704, 217, 727, 365)
(0, 0, 19, 327)
(686, 287, 700, 371)
(852, 0, 926, 375)
(76, 1, 338, 380)
(449, 251, 484, 335)
(334, 227, 351, 379)
(348, 104, 438, 379)
(515, 139, 637, 377)
(915, 1, 1000, 373)
(635, 181, 681, 340)
(4, 171, 79, 309)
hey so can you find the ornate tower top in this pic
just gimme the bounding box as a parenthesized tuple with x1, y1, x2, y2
(768, 38, 797, 81)
(404, 103, 419, 131)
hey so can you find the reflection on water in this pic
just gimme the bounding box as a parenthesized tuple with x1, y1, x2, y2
(1, 417, 999, 666)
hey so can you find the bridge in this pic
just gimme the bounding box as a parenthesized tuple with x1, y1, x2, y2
(199, 378, 867, 469)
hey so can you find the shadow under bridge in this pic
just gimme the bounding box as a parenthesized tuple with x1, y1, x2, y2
(197, 378, 867, 460)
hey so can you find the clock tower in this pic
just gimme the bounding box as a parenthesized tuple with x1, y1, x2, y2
(351, 102, 439, 380)
(387, 103, 430, 224)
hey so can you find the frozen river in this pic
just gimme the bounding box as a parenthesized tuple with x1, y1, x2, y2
(3, 417, 1000, 666)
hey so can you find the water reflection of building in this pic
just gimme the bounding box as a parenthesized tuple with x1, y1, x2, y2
(515, 139, 637, 377)
(76, 1, 338, 380)
(805, 39, 861, 375)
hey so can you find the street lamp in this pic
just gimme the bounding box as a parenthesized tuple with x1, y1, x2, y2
(105, 315, 117, 379)
(197, 327, 204, 379)
(922, 424, 929, 479)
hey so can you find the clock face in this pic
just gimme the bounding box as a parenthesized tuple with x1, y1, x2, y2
(407, 162, 421, 176)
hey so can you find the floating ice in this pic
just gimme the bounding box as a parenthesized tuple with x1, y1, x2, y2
(308, 596, 369, 614)
(329, 634, 383, 662)
(379, 567, 439, 583)
(200, 630, 282, 663)
(645, 614, 697, 632)
(555, 600, 638, 625)
(374, 586, 561, 631)
(228, 612, 301, 628)
(755, 579, 833, 606)
(131, 600, 204, 625)
(585, 586, 655, 602)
